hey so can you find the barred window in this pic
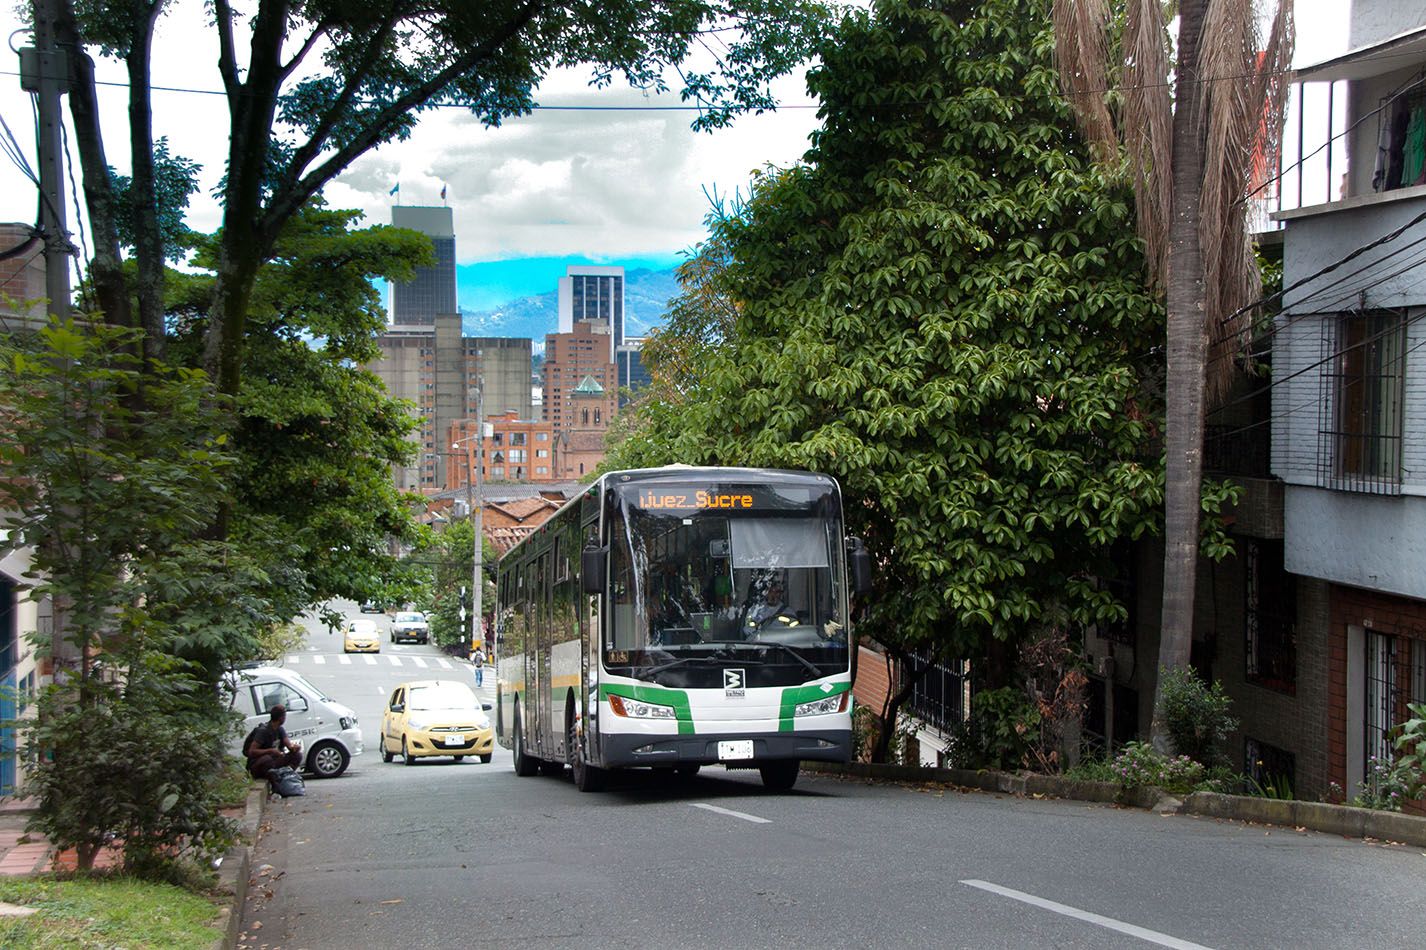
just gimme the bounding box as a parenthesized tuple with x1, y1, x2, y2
(1320, 310, 1405, 493)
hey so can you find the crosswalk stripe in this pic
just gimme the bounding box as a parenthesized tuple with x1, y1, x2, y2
(286, 655, 299, 664)
(412, 657, 428, 668)
(338, 655, 351, 665)
(436, 658, 451, 669)
(364, 655, 377, 665)
(387, 655, 402, 666)
(313, 655, 326, 665)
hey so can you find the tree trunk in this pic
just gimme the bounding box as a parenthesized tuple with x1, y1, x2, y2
(127, 4, 166, 363)
(53, 0, 129, 332)
(1152, 0, 1209, 752)
(872, 648, 932, 764)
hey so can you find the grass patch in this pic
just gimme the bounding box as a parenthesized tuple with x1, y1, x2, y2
(0, 876, 224, 949)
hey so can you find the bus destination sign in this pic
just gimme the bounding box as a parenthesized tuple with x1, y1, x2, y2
(637, 489, 754, 511)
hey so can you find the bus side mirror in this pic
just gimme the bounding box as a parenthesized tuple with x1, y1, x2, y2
(848, 537, 872, 595)
(581, 545, 608, 594)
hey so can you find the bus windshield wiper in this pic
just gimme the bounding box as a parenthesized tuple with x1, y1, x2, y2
(749, 641, 821, 678)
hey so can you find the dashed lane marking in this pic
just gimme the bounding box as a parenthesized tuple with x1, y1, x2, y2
(958, 881, 1215, 950)
(690, 803, 771, 825)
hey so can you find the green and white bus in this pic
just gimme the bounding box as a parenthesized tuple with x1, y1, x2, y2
(494, 466, 871, 792)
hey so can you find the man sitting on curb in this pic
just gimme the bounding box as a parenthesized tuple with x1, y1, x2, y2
(245, 704, 303, 781)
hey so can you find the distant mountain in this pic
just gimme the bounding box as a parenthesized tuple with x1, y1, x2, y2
(461, 266, 681, 343)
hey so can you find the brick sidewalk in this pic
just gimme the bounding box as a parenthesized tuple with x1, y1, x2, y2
(0, 799, 49, 876)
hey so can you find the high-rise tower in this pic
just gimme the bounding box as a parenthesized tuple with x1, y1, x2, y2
(391, 206, 457, 325)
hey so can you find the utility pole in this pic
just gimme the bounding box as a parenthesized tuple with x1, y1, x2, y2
(455, 382, 485, 651)
(22, 0, 72, 319)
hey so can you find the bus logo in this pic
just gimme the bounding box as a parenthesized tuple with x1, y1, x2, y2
(724, 669, 746, 696)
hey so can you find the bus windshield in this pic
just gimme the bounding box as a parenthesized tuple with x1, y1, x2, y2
(606, 480, 849, 685)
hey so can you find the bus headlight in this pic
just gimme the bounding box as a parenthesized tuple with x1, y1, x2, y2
(608, 694, 677, 720)
(794, 693, 848, 717)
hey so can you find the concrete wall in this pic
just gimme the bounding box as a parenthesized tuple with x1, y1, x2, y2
(1350, 0, 1426, 48)
(1283, 487, 1426, 599)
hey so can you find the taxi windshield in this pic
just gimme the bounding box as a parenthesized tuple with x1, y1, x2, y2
(407, 683, 477, 712)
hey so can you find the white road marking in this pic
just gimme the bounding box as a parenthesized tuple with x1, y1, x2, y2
(412, 657, 428, 668)
(286, 655, 299, 664)
(387, 655, 402, 666)
(436, 659, 451, 669)
(364, 655, 377, 665)
(959, 880, 1215, 950)
(338, 655, 351, 665)
(690, 803, 771, 825)
(312, 655, 326, 665)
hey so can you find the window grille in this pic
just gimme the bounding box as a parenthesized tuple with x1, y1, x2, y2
(1319, 310, 1405, 493)
(904, 653, 969, 735)
(1364, 631, 1426, 785)
(1245, 540, 1297, 694)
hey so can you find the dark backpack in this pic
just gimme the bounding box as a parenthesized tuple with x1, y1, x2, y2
(242, 727, 260, 758)
(268, 765, 305, 797)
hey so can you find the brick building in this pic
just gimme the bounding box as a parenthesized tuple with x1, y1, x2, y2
(543, 320, 618, 479)
(446, 411, 557, 485)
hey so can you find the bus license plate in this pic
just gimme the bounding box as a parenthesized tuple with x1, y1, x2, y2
(718, 740, 754, 761)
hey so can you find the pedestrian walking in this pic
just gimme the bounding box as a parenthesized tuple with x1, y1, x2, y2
(473, 647, 487, 686)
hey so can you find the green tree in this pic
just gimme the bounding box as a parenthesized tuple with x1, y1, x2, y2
(0, 321, 258, 871)
(165, 201, 433, 621)
(408, 518, 496, 650)
(611, 0, 1165, 757)
(1050, 0, 1294, 749)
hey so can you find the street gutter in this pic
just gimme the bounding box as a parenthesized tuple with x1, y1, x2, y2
(210, 782, 267, 950)
(802, 761, 1426, 848)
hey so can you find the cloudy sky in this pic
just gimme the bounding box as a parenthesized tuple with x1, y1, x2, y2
(2, 3, 1344, 312)
(0, 4, 821, 310)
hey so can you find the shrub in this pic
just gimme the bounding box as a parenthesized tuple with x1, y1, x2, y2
(1157, 666, 1238, 766)
(24, 651, 238, 878)
(947, 687, 1041, 771)
(1390, 701, 1426, 802)
(1111, 741, 1204, 794)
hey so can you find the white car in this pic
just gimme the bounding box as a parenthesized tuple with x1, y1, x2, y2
(226, 666, 362, 778)
(391, 611, 430, 644)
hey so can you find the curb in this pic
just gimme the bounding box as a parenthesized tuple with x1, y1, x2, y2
(803, 761, 1426, 845)
(209, 783, 267, 950)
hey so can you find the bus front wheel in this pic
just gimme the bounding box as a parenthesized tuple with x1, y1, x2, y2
(569, 719, 606, 793)
(759, 760, 799, 791)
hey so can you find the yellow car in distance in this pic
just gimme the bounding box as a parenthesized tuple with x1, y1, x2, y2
(342, 618, 381, 654)
(381, 680, 494, 764)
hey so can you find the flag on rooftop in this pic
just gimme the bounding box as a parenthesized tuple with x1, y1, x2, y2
(389, 183, 400, 196)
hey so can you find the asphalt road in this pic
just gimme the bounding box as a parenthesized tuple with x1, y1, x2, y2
(239, 609, 1426, 950)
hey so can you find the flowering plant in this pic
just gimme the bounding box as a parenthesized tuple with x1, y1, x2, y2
(1111, 741, 1204, 793)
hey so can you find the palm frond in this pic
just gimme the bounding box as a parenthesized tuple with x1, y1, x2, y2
(1122, 0, 1174, 289)
(1051, 0, 1117, 160)
(1198, 0, 1294, 402)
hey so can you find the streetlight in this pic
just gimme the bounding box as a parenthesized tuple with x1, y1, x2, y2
(452, 385, 485, 651)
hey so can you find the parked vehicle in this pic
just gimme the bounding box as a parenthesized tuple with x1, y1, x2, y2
(359, 601, 384, 613)
(381, 680, 494, 764)
(390, 611, 430, 644)
(343, 618, 381, 653)
(225, 666, 362, 778)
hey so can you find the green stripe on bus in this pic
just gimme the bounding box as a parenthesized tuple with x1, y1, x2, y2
(600, 684, 695, 735)
(778, 683, 851, 732)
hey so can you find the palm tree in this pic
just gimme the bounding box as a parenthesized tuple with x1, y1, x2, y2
(1051, 0, 1293, 748)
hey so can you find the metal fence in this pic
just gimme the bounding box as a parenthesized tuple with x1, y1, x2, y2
(905, 653, 969, 735)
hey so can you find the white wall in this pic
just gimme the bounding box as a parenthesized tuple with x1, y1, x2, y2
(1350, 0, 1426, 48)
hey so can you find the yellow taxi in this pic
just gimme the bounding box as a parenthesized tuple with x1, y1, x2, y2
(342, 617, 381, 654)
(381, 680, 494, 764)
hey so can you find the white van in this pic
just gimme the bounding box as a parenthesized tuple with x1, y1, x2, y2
(226, 665, 363, 778)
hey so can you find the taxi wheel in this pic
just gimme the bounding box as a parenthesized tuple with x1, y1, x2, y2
(381, 741, 394, 763)
(454, 755, 466, 762)
(479, 753, 493, 764)
(402, 736, 416, 765)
